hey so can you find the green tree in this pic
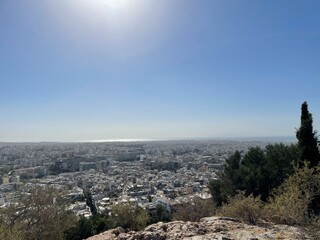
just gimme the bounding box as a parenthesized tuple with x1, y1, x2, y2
(65, 217, 93, 240)
(209, 148, 268, 204)
(296, 101, 320, 168)
(92, 213, 109, 234)
(209, 151, 242, 206)
(209, 145, 297, 204)
(85, 191, 98, 216)
(65, 213, 109, 240)
(239, 147, 268, 199)
(149, 204, 171, 224)
(264, 144, 298, 195)
(208, 179, 226, 207)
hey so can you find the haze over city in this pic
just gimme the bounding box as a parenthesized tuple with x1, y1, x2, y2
(1, 0, 320, 142)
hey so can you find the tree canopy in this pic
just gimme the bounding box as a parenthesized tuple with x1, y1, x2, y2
(296, 101, 320, 167)
(209, 143, 298, 205)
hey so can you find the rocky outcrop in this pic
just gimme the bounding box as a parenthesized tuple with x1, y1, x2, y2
(86, 217, 305, 240)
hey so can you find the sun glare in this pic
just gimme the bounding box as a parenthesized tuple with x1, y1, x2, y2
(105, 0, 128, 8)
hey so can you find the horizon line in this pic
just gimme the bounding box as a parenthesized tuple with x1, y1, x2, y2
(0, 135, 297, 144)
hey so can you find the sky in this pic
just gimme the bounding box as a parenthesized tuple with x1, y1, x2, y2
(0, 0, 320, 142)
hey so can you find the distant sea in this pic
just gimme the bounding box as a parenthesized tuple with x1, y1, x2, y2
(86, 139, 157, 143)
(85, 136, 296, 143)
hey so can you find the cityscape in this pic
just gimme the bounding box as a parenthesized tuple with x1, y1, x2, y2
(0, 140, 271, 217)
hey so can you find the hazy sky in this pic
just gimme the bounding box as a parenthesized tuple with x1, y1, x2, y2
(1, 0, 320, 142)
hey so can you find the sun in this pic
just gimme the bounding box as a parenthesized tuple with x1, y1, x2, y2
(105, 0, 128, 8)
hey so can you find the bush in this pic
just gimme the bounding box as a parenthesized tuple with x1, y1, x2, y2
(218, 191, 263, 225)
(305, 217, 320, 240)
(264, 165, 320, 226)
(0, 224, 22, 240)
(65, 213, 109, 240)
(109, 203, 149, 231)
(172, 198, 215, 222)
(149, 204, 172, 224)
(0, 187, 77, 240)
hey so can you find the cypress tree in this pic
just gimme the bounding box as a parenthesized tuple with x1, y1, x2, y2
(296, 101, 320, 168)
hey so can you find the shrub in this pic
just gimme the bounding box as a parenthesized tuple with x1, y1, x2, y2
(109, 203, 149, 231)
(172, 198, 215, 222)
(264, 165, 320, 226)
(218, 191, 263, 225)
(149, 204, 172, 224)
(0, 186, 77, 240)
(65, 213, 110, 240)
(305, 217, 320, 240)
(0, 224, 22, 240)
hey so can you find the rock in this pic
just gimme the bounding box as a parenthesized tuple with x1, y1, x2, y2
(86, 216, 306, 240)
(236, 230, 256, 240)
(117, 233, 129, 240)
(117, 227, 125, 234)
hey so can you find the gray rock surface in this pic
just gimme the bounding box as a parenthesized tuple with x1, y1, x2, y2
(86, 216, 305, 240)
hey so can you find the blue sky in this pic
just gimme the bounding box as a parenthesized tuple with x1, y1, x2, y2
(0, 0, 320, 141)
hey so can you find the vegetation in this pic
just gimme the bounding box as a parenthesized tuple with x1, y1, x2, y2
(0, 187, 76, 240)
(0, 224, 22, 240)
(149, 204, 172, 224)
(209, 101, 320, 239)
(218, 191, 263, 225)
(264, 164, 320, 226)
(296, 101, 320, 168)
(108, 203, 150, 231)
(209, 143, 298, 205)
(0, 187, 110, 240)
(65, 214, 109, 240)
(85, 191, 98, 216)
(172, 198, 215, 222)
(219, 163, 320, 230)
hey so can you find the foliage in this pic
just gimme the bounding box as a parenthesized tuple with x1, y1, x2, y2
(65, 214, 109, 240)
(264, 144, 298, 194)
(65, 217, 93, 240)
(264, 165, 320, 226)
(306, 217, 320, 240)
(295, 102, 320, 215)
(213, 161, 320, 228)
(149, 204, 171, 224)
(0, 224, 22, 240)
(208, 179, 226, 207)
(108, 203, 149, 231)
(218, 191, 263, 225)
(209, 151, 241, 206)
(296, 101, 320, 168)
(85, 191, 98, 216)
(172, 198, 215, 222)
(238, 147, 268, 199)
(0, 186, 77, 240)
(209, 144, 297, 205)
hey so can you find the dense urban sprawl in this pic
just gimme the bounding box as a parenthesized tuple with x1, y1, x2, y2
(0, 140, 269, 216)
